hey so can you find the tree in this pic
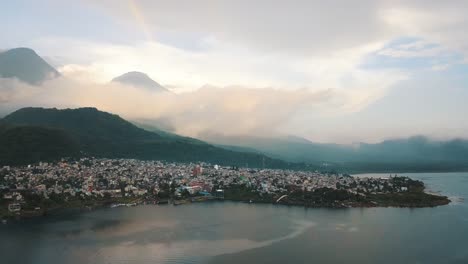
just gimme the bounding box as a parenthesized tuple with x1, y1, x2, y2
(103, 192, 112, 199)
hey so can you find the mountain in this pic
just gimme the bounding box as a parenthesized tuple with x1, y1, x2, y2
(3, 107, 466, 172)
(200, 133, 353, 162)
(112, 71, 169, 92)
(345, 136, 468, 171)
(0, 47, 60, 84)
(201, 134, 468, 172)
(2, 107, 161, 156)
(0, 107, 306, 169)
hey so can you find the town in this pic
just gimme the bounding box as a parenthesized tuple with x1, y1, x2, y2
(0, 158, 450, 221)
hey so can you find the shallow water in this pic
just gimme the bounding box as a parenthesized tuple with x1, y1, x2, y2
(1, 172, 467, 264)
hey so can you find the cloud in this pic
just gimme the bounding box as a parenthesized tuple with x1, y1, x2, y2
(3, 0, 468, 143)
(83, 0, 390, 56)
(430, 64, 450, 72)
(0, 78, 327, 137)
(0, 73, 401, 139)
(27, 37, 395, 92)
(377, 40, 448, 58)
(82, 1, 468, 61)
(380, 0, 468, 60)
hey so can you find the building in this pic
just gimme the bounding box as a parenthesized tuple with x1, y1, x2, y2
(8, 203, 21, 212)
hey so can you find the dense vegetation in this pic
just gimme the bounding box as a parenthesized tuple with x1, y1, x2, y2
(222, 179, 449, 208)
(0, 124, 79, 165)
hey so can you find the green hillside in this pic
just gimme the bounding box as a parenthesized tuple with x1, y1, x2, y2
(0, 107, 307, 169)
(0, 124, 79, 165)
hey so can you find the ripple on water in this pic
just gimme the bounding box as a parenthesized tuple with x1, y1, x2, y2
(87, 220, 315, 264)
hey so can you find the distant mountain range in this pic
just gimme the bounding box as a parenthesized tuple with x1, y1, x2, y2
(201, 134, 468, 172)
(2, 46, 468, 172)
(112, 71, 169, 92)
(0, 107, 305, 169)
(0, 47, 168, 93)
(0, 47, 60, 84)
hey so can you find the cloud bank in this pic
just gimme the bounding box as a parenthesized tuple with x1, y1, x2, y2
(2, 0, 468, 143)
(0, 76, 399, 139)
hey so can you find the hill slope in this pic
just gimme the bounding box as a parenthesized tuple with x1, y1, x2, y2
(0, 48, 59, 84)
(1, 107, 304, 169)
(0, 124, 79, 165)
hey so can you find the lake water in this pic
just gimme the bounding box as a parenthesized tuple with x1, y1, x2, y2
(1, 172, 467, 264)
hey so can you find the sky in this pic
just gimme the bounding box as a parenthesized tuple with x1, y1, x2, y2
(1, 0, 468, 143)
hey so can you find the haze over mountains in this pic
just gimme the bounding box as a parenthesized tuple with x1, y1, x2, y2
(0, 48, 59, 84)
(0, 47, 168, 93)
(0, 107, 303, 170)
(1, 47, 468, 172)
(112, 71, 169, 92)
(202, 134, 468, 172)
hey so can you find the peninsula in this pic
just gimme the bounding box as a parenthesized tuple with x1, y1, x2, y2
(0, 158, 450, 220)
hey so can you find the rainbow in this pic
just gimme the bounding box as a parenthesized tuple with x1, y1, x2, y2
(128, 0, 153, 41)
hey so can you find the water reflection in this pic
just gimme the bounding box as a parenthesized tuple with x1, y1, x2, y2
(0, 172, 467, 264)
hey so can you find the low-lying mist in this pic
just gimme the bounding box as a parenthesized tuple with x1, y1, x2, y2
(0, 77, 341, 139)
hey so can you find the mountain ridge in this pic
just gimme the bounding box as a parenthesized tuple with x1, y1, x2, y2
(199, 133, 468, 172)
(0, 107, 306, 169)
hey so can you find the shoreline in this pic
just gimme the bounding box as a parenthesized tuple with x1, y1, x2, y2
(350, 169, 468, 174)
(223, 193, 451, 209)
(1, 191, 450, 223)
(1, 159, 455, 223)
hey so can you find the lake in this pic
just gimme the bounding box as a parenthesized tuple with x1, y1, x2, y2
(1, 172, 467, 264)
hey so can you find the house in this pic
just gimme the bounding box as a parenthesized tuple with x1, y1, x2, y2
(8, 203, 21, 212)
(3, 193, 13, 200)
